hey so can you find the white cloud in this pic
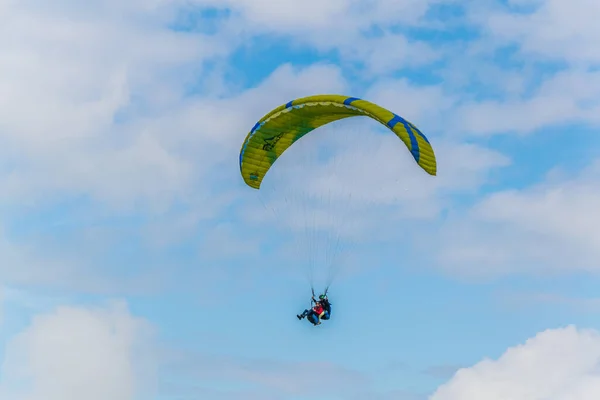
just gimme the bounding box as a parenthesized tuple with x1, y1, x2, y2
(183, 0, 449, 74)
(339, 33, 443, 75)
(431, 325, 600, 400)
(455, 69, 600, 136)
(0, 0, 241, 211)
(437, 159, 600, 277)
(482, 0, 600, 65)
(0, 301, 157, 400)
(189, 0, 443, 34)
(417, 0, 600, 137)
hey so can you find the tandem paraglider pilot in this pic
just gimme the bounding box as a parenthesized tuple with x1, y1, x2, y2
(297, 293, 331, 326)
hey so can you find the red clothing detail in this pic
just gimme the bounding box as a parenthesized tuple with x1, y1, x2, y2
(313, 304, 324, 314)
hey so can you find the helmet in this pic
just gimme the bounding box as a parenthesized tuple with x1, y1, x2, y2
(319, 294, 326, 300)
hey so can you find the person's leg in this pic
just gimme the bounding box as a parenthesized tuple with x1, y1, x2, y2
(317, 311, 324, 323)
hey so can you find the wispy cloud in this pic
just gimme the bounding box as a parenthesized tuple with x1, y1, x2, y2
(436, 160, 600, 277)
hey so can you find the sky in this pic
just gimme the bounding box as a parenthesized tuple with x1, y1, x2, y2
(0, 0, 600, 399)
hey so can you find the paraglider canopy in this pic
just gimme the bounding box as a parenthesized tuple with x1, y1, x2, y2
(239, 94, 436, 190)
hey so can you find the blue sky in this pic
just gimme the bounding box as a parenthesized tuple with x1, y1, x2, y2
(1, 0, 600, 399)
